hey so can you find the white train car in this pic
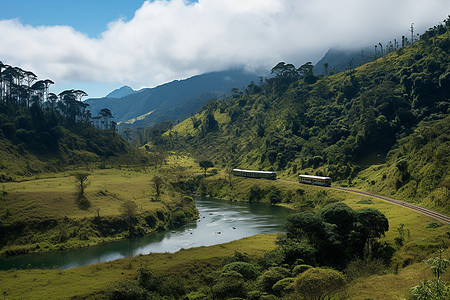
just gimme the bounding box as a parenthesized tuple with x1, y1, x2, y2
(299, 174, 331, 187)
(232, 169, 277, 180)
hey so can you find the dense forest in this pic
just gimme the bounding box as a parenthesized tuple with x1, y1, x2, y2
(0, 62, 139, 178)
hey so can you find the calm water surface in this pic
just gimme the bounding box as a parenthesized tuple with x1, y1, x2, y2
(0, 198, 292, 270)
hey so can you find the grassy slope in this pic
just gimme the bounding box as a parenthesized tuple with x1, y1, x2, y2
(354, 116, 450, 214)
(0, 154, 202, 255)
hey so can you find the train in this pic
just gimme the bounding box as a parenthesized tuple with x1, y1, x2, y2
(299, 174, 332, 187)
(231, 168, 331, 186)
(232, 169, 277, 180)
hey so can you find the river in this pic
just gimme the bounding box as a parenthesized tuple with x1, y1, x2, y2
(0, 197, 293, 270)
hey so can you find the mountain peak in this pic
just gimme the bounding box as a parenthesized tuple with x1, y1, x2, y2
(106, 85, 136, 98)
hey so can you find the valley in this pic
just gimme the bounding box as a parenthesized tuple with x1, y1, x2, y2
(0, 16, 449, 300)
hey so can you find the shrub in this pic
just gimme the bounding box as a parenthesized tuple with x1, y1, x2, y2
(426, 222, 443, 229)
(272, 277, 295, 296)
(258, 267, 290, 293)
(267, 186, 282, 204)
(249, 185, 264, 202)
(294, 268, 346, 299)
(222, 262, 260, 280)
(173, 210, 187, 226)
(212, 271, 246, 299)
(108, 280, 147, 300)
(292, 264, 313, 276)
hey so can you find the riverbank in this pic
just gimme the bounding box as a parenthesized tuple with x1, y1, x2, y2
(0, 197, 292, 269)
(1, 232, 448, 299)
(0, 155, 201, 256)
(0, 233, 279, 299)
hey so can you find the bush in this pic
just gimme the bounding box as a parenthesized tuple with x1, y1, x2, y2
(292, 264, 313, 276)
(267, 186, 282, 204)
(345, 258, 387, 279)
(222, 262, 260, 280)
(137, 267, 186, 298)
(258, 267, 290, 293)
(212, 271, 246, 299)
(173, 210, 187, 226)
(294, 268, 346, 299)
(249, 185, 264, 202)
(258, 247, 285, 269)
(108, 280, 147, 300)
(426, 222, 443, 229)
(272, 277, 295, 296)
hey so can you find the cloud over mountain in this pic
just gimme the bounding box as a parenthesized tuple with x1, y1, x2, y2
(0, 0, 448, 90)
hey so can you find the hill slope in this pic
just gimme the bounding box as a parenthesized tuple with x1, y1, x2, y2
(165, 29, 449, 212)
(85, 69, 260, 129)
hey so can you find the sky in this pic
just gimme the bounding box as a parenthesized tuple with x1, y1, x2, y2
(0, 0, 449, 98)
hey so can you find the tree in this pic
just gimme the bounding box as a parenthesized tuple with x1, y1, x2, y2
(356, 208, 389, 255)
(120, 200, 139, 237)
(294, 267, 346, 300)
(199, 160, 214, 176)
(122, 127, 133, 141)
(73, 172, 90, 195)
(323, 62, 329, 76)
(152, 175, 164, 197)
(298, 62, 315, 79)
(99, 108, 113, 130)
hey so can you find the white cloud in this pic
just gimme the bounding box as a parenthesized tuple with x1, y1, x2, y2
(0, 0, 449, 95)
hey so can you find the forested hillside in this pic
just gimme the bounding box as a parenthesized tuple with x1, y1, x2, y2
(0, 63, 140, 179)
(163, 22, 449, 212)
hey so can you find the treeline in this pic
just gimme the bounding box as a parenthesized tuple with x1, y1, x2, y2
(0, 61, 116, 131)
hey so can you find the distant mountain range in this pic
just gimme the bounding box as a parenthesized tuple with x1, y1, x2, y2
(85, 69, 260, 129)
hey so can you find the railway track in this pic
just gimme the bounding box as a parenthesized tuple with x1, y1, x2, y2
(331, 186, 450, 224)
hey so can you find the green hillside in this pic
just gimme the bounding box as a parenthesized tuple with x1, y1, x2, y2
(0, 66, 143, 180)
(164, 26, 449, 212)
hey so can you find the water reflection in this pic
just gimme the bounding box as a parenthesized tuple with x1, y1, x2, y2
(0, 198, 292, 270)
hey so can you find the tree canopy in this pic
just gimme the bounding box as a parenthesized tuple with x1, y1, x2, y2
(279, 202, 389, 268)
